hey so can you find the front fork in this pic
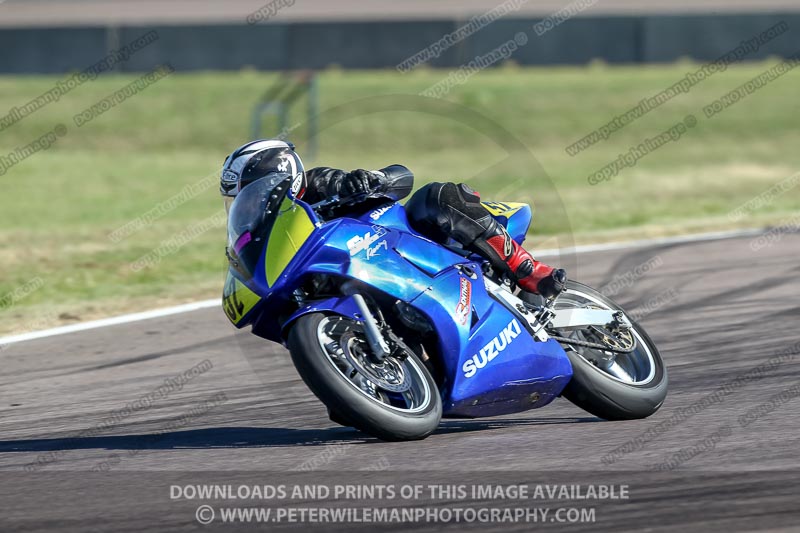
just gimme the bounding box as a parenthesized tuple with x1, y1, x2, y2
(350, 293, 391, 362)
(341, 281, 391, 362)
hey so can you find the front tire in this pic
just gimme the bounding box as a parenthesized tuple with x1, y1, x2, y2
(288, 313, 442, 441)
(532, 281, 668, 420)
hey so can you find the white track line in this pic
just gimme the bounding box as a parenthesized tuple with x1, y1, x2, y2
(0, 227, 768, 347)
(0, 299, 219, 346)
(534, 227, 765, 257)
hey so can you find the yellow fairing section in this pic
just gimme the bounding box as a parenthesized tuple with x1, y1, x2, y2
(223, 271, 262, 325)
(265, 198, 315, 286)
(481, 201, 527, 217)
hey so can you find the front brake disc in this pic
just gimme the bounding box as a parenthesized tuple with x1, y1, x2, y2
(340, 332, 412, 393)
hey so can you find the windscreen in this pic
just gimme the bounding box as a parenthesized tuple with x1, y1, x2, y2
(226, 173, 291, 279)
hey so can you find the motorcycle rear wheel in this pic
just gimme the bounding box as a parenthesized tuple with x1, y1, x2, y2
(524, 281, 668, 420)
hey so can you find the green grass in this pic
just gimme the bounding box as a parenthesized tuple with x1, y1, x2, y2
(1, 63, 799, 335)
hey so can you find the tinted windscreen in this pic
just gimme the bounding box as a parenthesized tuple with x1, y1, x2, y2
(226, 174, 290, 279)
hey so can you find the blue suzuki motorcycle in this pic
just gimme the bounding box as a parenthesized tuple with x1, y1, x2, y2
(223, 169, 667, 441)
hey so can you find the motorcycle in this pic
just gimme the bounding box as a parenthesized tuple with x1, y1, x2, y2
(222, 168, 668, 441)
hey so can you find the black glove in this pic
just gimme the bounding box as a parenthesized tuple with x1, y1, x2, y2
(340, 169, 384, 199)
(537, 268, 567, 299)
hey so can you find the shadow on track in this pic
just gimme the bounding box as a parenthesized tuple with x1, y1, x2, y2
(0, 417, 597, 452)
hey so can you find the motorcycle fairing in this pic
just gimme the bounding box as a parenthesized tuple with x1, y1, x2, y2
(265, 197, 317, 286)
(403, 266, 572, 417)
(222, 271, 262, 326)
(226, 195, 572, 418)
(481, 201, 532, 245)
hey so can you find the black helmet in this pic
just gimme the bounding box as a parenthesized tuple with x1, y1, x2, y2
(220, 139, 306, 209)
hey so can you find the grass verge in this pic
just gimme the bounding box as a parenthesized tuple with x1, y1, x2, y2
(1, 63, 798, 335)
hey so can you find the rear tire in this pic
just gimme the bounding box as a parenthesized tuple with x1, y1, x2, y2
(525, 281, 668, 420)
(288, 313, 442, 441)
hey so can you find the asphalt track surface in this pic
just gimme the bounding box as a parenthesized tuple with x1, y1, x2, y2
(1, 231, 799, 531)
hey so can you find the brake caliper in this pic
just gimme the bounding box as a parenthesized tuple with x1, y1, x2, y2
(594, 311, 635, 352)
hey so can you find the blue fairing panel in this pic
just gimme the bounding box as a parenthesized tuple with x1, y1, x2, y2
(505, 204, 533, 245)
(407, 270, 572, 417)
(480, 201, 533, 245)
(282, 295, 362, 334)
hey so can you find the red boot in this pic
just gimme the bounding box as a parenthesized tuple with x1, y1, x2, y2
(482, 229, 567, 298)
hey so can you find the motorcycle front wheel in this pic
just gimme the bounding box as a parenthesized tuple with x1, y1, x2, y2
(287, 313, 442, 441)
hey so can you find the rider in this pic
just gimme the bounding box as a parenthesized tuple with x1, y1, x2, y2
(220, 139, 566, 298)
